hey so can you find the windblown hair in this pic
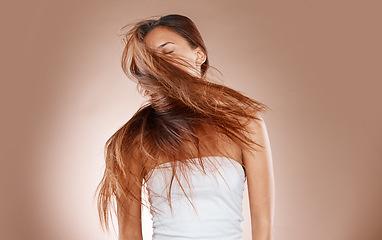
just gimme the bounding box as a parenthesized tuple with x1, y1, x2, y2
(94, 14, 271, 234)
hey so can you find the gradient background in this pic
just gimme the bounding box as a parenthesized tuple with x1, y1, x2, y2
(1, 0, 381, 239)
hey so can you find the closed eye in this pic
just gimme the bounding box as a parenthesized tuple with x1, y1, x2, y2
(165, 50, 174, 54)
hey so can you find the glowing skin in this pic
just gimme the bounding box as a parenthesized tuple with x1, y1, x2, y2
(144, 26, 206, 77)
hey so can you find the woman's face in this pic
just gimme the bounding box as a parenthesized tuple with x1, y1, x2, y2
(144, 26, 206, 77)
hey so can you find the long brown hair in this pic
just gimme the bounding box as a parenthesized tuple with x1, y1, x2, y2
(94, 14, 271, 234)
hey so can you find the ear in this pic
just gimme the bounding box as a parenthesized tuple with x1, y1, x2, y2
(194, 47, 207, 67)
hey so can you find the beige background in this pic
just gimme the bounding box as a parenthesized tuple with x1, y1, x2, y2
(1, 0, 381, 239)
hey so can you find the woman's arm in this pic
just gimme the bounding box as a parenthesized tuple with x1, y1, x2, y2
(117, 194, 143, 240)
(116, 159, 144, 240)
(242, 112, 275, 240)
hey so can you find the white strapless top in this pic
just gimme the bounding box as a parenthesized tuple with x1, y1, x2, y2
(145, 156, 247, 240)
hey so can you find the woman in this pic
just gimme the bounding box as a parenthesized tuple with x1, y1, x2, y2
(95, 14, 275, 240)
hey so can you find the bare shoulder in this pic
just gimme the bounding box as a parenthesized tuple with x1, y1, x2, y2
(236, 111, 267, 151)
(241, 111, 272, 168)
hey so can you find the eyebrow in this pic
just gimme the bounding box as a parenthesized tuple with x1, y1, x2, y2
(157, 41, 174, 49)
